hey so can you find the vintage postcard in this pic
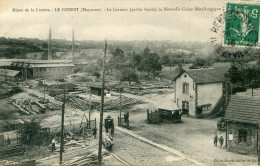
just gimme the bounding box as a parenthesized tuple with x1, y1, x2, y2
(0, 0, 260, 165)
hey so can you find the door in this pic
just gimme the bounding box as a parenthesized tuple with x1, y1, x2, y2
(182, 101, 189, 115)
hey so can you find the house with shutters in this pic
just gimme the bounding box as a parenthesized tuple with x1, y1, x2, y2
(225, 95, 260, 155)
(173, 68, 229, 117)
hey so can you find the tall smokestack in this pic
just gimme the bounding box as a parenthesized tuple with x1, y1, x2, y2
(48, 26, 52, 60)
(72, 28, 74, 57)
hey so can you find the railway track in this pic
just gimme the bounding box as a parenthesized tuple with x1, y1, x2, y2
(110, 151, 132, 166)
(113, 127, 201, 165)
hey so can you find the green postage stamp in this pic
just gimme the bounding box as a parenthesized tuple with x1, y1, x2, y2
(224, 3, 260, 47)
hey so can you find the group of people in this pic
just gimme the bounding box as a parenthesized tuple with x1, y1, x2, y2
(214, 134, 224, 148)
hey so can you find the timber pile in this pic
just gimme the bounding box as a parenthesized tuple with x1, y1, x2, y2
(103, 96, 143, 110)
(12, 102, 30, 115)
(123, 80, 173, 95)
(0, 144, 25, 159)
(12, 98, 61, 115)
(69, 151, 109, 166)
(38, 98, 61, 111)
(0, 160, 20, 165)
(55, 94, 142, 111)
(13, 99, 37, 115)
(45, 102, 61, 110)
(38, 98, 50, 104)
(103, 133, 114, 151)
(55, 95, 99, 110)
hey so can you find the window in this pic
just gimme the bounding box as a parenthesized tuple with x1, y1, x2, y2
(182, 101, 189, 110)
(238, 129, 247, 143)
(182, 83, 189, 94)
(201, 105, 211, 111)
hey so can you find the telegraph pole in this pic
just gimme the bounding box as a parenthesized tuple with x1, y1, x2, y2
(119, 71, 122, 125)
(89, 87, 92, 128)
(60, 75, 67, 164)
(43, 78, 46, 101)
(98, 39, 107, 165)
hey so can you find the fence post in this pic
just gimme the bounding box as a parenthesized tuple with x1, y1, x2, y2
(95, 118, 96, 129)
(147, 109, 149, 122)
(118, 116, 120, 126)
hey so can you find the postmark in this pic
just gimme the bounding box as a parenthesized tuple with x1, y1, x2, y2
(210, 3, 256, 58)
(223, 3, 259, 47)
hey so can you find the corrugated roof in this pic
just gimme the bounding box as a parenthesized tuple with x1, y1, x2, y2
(225, 95, 260, 124)
(185, 68, 228, 83)
(0, 69, 20, 77)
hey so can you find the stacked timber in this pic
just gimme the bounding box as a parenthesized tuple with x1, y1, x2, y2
(12, 102, 30, 115)
(104, 96, 143, 110)
(69, 151, 109, 166)
(0, 144, 25, 159)
(103, 133, 114, 151)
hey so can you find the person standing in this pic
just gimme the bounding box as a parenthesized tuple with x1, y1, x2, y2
(7, 137, 11, 146)
(52, 137, 56, 152)
(219, 136, 224, 148)
(214, 134, 218, 147)
(93, 127, 97, 139)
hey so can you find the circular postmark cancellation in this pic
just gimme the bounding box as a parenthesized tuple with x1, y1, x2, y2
(210, 2, 259, 58)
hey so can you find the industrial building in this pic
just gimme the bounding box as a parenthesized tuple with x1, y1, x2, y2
(10, 59, 74, 79)
(0, 27, 75, 79)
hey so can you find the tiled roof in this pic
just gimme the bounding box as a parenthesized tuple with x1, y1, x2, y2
(185, 68, 228, 84)
(225, 95, 260, 124)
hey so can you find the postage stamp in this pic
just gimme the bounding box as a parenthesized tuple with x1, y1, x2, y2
(223, 3, 260, 47)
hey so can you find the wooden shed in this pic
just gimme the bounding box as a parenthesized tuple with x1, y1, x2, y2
(225, 95, 260, 155)
(0, 69, 21, 82)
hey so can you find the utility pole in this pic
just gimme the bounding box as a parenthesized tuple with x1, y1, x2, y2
(43, 78, 46, 101)
(59, 75, 67, 165)
(98, 39, 107, 165)
(89, 87, 92, 128)
(72, 28, 74, 58)
(119, 72, 122, 125)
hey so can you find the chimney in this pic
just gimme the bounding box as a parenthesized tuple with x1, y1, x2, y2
(72, 28, 74, 57)
(48, 26, 52, 60)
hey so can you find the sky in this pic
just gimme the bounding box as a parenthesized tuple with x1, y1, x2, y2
(0, 0, 240, 42)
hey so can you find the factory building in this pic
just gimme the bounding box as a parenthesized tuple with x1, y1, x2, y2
(0, 27, 76, 80)
(10, 59, 74, 79)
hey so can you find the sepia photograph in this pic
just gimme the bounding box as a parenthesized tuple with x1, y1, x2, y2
(0, 0, 260, 165)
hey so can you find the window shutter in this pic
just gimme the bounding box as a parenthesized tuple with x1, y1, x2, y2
(187, 83, 189, 93)
(234, 129, 239, 143)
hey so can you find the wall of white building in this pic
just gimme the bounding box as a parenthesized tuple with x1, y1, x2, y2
(175, 72, 223, 116)
(197, 82, 223, 113)
(175, 72, 196, 115)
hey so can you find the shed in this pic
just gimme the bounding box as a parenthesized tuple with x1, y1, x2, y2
(225, 95, 260, 155)
(0, 69, 21, 82)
